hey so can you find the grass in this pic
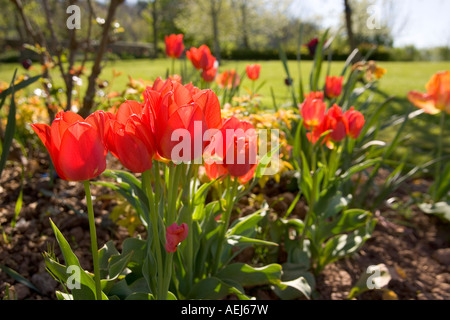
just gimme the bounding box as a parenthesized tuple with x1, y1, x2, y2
(2, 58, 449, 103)
(1, 58, 449, 167)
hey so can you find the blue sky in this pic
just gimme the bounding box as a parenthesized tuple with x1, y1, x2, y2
(290, 0, 450, 48)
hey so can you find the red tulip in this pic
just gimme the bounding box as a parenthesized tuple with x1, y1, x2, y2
(307, 104, 349, 147)
(186, 45, 216, 71)
(31, 110, 111, 181)
(216, 69, 240, 90)
(165, 34, 185, 59)
(408, 71, 450, 114)
(325, 104, 348, 142)
(246, 64, 261, 81)
(300, 95, 326, 130)
(304, 91, 324, 101)
(107, 100, 157, 173)
(325, 76, 344, 99)
(344, 107, 365, 139)
(204, 116, 258, 184)
(165, 223, 188, 253)
(201, 66, 217, 83)
(143, 78, 222, 162)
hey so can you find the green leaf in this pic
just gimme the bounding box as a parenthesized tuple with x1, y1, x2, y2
(0, 73, 42, 106)
(316, 209, 372, 243)
(319, 219, 376, 270)
(227, 207, 268, 237)
(98, 241, 120, 272)
(273, 263, 315, 300)
(347, 264, 391, 299)
(216, 263, 282, 287)
(226, 235, 279, 247)
(431, 161, 450, 202)
(0, 70, 17, 178)
(187, 277, 247, 300)
(0, 264, 41, 294)
(108, 251, 134, 280)
(419, 201, 450, 222)
(125, 292, 155, 300)
(48, 219, 108, 300)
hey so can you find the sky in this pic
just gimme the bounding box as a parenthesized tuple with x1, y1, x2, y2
(290, 0, 450, 48)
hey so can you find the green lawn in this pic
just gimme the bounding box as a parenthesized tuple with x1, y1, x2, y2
(1, 58, 449, 166)
(2, 58, 449, 106)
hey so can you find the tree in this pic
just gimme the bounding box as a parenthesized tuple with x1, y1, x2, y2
(344, 0, 357, 52)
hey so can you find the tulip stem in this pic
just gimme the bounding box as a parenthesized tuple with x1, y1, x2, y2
(213, 176, 239, 274)
(83, 180, 102, 300)
(142, 169, 165, 299)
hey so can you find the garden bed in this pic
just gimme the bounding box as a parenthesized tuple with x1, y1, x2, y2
(1, 151, 448, 300)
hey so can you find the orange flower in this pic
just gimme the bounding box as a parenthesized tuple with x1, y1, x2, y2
(216, 69, 240, 89)
(408, 71, 450, 114)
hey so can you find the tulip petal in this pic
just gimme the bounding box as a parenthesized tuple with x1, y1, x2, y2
(192, 89, 222, 129)
(58, 122, 106, 181)
(407, 91, 441, 115)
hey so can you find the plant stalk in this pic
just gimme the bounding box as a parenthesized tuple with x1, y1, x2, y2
(83, 180, 102, 300)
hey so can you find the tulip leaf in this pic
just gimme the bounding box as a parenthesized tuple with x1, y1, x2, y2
(227, 207, 269, 237)
(47, 219, 108, 300)
(0, 70, 17, 178)
(187, 277, 248, 300)
(216, 263, 282, 287)
(226, 235, 278, 247)
(108, 251, 134, 280)
(319, 219, 376, 271)
(0, 74, 42, 106)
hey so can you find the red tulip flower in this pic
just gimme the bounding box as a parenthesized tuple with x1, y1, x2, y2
(165, 222, 188, 253)
(204, 116, 258, 184)
(186, 45, 216, 71)
(246, 64, 261, 81)
(300, 94, 327, 130)
(107, 100, 157, 173)
(325, 76, 344, 99)
(143, 78, 222, 162)
(325, 104, 349, 142)
(344, 107, 365, 139)
(165, 34, 185, 59)
(31, 110, 111, 181)
(201, 66, 217, 83)
(408, 71, 450, 115)
(307, 104, 350, 147)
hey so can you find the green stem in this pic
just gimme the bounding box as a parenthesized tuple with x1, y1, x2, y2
(213, 176, 238, 274)
(299, 147, 317, 250)
(83, 180, 102, 300)
(142, 169, 164, 299)
(171, 58, 175, 77)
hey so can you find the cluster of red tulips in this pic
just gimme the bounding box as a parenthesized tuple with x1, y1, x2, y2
(300, 87, 365, 148)
(165, 33, 262, 86)
(31, 77, 258, 187)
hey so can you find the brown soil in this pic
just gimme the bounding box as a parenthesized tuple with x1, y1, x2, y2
(1, 152, 449, 300)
